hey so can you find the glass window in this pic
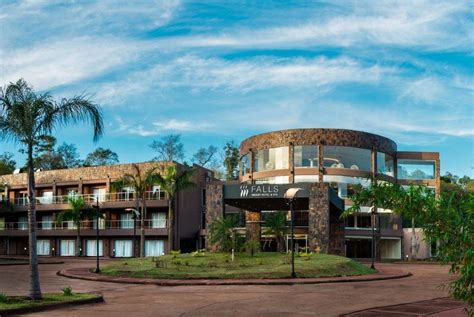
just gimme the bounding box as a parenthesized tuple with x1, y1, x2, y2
(357, 215, 372, 228)
(345, 215, 355, 227)
(397, 159, 435, 180)
(151, 212, 166, 228)
(92, 188, 106, 202)
(18, 216, 28, 230)
(41, 215, 53, 230)
(294, 175, 319, 183)
(323, 175, 371, 199)
(38, 191, 53, 204)
(114, 240, 133, 257)
(145, 240, 165, 256)
(120, 213, 134, 229)
(86, 240, 103, 256)
(0, 217, 4, 230)
(60, 240, 75, 256)
(377, 153, 394, 176)
(241, 154, 250, 174)
(323, 146, 371, 171)
(92, 218, 106, 229)
(254, 176, 289, 184)
(294, 145, 318, 168)
(37, 240, 51, 256)
(253, 146, 289, 171)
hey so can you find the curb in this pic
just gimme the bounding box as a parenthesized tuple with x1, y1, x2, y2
(0, 261, 64, 266)
(0, 294, 104, 316)
(58, 268, 412, 286)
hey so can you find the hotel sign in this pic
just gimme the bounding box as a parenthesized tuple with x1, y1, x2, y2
(224, 183, 311, 200)
(240, 184, 280, 198)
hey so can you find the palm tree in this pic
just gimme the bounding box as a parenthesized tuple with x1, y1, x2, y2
(208, 214, 240, 252)
(155, 164, 195, 252)
(264, 211, 287, 252)
(0, 79, 103, 299)
(56, 197, 95, 256)
(391, 185, 435, 260)
(114, 164, 161, 257)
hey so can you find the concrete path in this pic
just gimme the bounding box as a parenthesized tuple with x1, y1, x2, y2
(0, 258, 468, 316)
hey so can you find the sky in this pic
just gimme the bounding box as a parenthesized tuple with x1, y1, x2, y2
(0, 0, 473, 177)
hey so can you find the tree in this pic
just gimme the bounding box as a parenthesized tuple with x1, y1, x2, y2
(264, 211, 287, 252)
(223, 141, 239, 180)
(421, 192, 473, 312)
(0, 78, 103, 300)
(84, 147, 118, 166)
(0, 152, 16, 175)
(192, 145, 218, 167)
(155, 164, 195, 251)
(114, 164, 161, 257)
(391, 185, 436, 260)
(57, 142, 82, 168)
(208, 214, 240, 252)
(29, 135, 65, 171)
(56, 197, 95, 256)
(149, 134, 184, 162)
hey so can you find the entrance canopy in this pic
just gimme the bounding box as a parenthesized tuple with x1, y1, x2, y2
(223, 183, 343, 212)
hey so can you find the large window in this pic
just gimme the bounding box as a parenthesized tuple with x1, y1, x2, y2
(41, 215, 53, 230)
(145, 240, 165, 256)
(120, 213, 134, 229)
(294, 175, 319, 183)
(37, 240, 51, 256)
(377, 152, 394, 176)
(151, 212, 166, 228)
(18, 216, 28, 230)
(294, 145, 318, 168)
(253, 146, 289, 172)
(114, 240, 133, 257)
(241, 154, 250, 174)
(254, 176, 289, 184)
(323, 146, 371, 171)
(323, 175, 371, 199)
(397, 159, 435, 180)
(86, 240, 103, 256)
(60, 240, 75, 256)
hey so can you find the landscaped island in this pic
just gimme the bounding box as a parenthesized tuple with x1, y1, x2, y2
(100, 252, 375, 279)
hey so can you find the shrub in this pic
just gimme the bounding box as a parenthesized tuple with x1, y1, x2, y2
(0, 293, 8, 303)
(170, 250, 181, 259)
(244, 240, 260, 256)
(62, 286, 73, 296)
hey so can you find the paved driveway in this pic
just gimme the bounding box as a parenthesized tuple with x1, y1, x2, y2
(0, 259, 461, 316)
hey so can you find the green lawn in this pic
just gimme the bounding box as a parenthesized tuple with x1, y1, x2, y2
(0, 293, 98, 311)
(101, 252, 375, 279)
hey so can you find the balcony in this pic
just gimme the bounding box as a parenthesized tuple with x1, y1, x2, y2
(0, 219, 168, 237)
(10, 191, 168, 211)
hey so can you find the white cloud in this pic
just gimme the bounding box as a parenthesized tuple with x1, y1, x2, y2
(115, 117, 211, 137)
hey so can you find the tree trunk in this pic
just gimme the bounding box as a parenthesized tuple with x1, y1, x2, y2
(76, 224, 81, 257)
(411, 217, 417, 260)
(27, 144, 42, 300)
(140, 194, 146, 258)
(167, 200, 174, 253)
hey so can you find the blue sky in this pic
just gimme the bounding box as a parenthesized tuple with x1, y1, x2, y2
(0, 0, 473, 177)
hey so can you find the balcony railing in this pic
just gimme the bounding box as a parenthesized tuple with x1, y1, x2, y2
(11, 191, 167, 206)
(0, 219, 168, 231)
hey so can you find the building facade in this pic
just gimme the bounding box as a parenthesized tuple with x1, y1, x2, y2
(0, 162, 212, 257)
(206, 128, 440, 260)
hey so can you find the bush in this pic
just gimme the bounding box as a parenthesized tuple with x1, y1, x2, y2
(62, 286, 73, 296)
(170, 250, 181, 259)
(0, 293, 8, 303)
(244, 240, 260, 256)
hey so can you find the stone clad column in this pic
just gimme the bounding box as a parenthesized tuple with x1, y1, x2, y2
(245, 211, 261, 245)
(205, 184, 224, 251)
(308, 184, 330, 253)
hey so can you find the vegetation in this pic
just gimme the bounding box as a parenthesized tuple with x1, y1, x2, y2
(83, 147, 119, 167)
(264, 211, 287, 252)
(150, 134, 185, 162)
(113, 164, 162, 257)
(0, 293, 98, 311)
(56, 197, 96, 256)
(223, 141, 239, 180)
(0, 78, 104, 299)
(192, 145, 218, 167)
(155, 164, 195, 251)
(208, 214, 240, 252)
(101, 252, 375, 279)
(0, 152, 16, 175)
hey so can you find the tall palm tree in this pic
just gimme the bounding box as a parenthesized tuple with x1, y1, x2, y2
(56, 197, 96, 256)
(0, 79, 103, 300)
(155, 164, 195, 252)
(114, 164, 161, 257)
(264, 211, 287, 252)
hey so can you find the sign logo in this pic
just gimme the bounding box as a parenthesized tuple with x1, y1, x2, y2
(240, 185, 249, 197)
(239, 185, 279, 198)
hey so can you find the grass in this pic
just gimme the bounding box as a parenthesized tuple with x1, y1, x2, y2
(101, 252, 375, 279)
(0, 293, 98, 311)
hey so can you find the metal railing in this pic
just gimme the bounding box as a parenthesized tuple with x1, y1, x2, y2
(12, 191, 167, 206)
(0, 219, 168, 231)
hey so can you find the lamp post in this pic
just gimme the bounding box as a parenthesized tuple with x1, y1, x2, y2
(370, 206, 376, 270)
(125, 208, 140, 257)
(284, 188, 303, 279)
(95, 196, 101, 273)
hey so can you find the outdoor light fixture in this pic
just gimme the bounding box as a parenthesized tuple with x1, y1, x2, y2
(284, 187, 303, 278)
(369, 206, 376, 270)
(125, 208, 140, 257)
(94, 197, 101, 273)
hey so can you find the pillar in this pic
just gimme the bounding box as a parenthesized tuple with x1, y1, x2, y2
(205, 184, 224, 251)
(308, 184, 330, 253)
(245, 211, 261, 245)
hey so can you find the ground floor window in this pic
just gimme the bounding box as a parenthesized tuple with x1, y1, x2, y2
(114, 240, 132, 257)
(86, 240, 103, 256)
(60, 239, 75, 256)
(145, 240, 164, 256)
(37, 240, 50, 256)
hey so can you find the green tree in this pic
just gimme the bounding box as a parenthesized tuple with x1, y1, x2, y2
(114, 164, 161, 257)
(192, 145, 218, 167)
(29, 135, 64, 171)
(155, 164, 195, 251)
(264, 211, 287, 252)
(56, 197, 96, 256)
(0, 152, 16, 175)
(84, 147, 118, 166)
(223, 141, 239, 180)
(421, 192, 473, 312)
(0, 78, 103, 299)
(150, 134, 184, 162)
(208, 214, 240, 252)
(57, 142, 82, 168)
(391, 185, 436, 260)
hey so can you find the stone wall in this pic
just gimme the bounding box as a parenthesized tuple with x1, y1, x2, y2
(308, 184, 330, 253)
(329, 208, 346, 256)
(205, 184, 224, 250)
(245, 211, 261, 245)
(240, 128, 397, 156)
